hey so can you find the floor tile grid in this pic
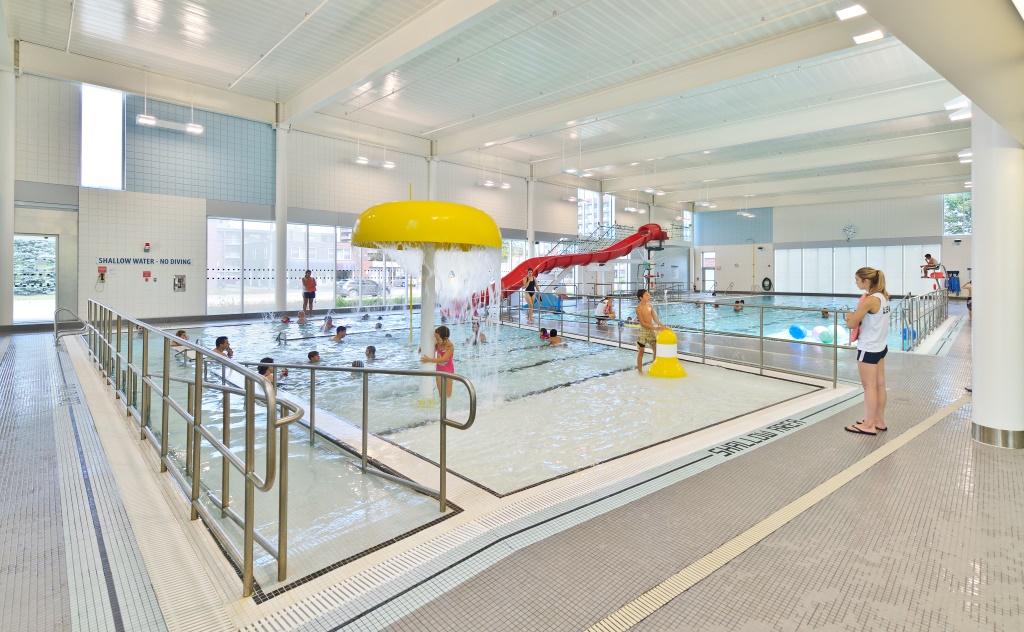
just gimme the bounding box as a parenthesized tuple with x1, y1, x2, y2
(633, 402, 1022, 631)
(62, 334, 244, 630)
(53, 342, 169, 632)
(370, 319, 973, 631)
(0, 336, 72, 632)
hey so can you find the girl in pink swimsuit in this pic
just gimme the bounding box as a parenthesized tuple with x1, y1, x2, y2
(419, 325, 455, 397)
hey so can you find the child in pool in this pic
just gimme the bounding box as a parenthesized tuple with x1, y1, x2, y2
(419, 326, 454, 397)
(539, 328, 550, 339)
(547, 328, 563, 346)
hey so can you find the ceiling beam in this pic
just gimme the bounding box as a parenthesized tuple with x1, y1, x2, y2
(435, 17, 874, 156)
(18, 42, 275, 123)
(706, 180, 968, 209)
(534, 81, 961, 178)
(660, 162, 970, 203)
(604, 128, 971, 193)
(282, 0, 504, 125)
(859, 0, 1024, 145)
(291, 112, 431, 156)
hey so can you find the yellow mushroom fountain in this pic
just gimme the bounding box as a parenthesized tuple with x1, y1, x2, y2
(352, 201, 502, 398)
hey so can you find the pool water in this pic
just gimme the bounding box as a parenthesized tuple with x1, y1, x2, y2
(176, 320, 818, 495)
(535, 294, 910, 350)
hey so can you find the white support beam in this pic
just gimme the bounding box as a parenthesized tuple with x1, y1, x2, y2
(715, 180, 971, 209)
(605, 129, 971, 193)
(534, 82, 961, 178)
(859, 0, 1024, 145)
(290, 112, 431, 156)
(282, 0, 504, 125)
(662, 162, 970, 204)
(0, 2, 12, 67)
(18, 42, 275, 123)
(435, 17, 874, 155)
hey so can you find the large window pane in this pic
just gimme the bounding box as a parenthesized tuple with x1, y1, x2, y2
(286, 224, 307, 311)
(243, 221, 276, 314)
(309, 225, 336, 310)
(81, 84, 124, 190)
(207, 219, 242, 314)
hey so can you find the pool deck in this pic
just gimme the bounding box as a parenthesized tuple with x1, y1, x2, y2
(4, 302, 1021, 631)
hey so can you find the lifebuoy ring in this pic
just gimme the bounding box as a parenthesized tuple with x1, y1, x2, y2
(761, 277, 773, 292)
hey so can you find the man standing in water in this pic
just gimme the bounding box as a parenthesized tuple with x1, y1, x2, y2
(635, 289, 667, 375)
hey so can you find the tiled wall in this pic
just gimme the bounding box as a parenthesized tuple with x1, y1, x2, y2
(15, 74, 81, 186)
(694, 207, 773, 246)
(773, 196, 942, 243)
(288, 130, 427, 215)
(78, 190, 206, 318)
(534, 181, 578, 236)
(436, 161, 526, 231)
(125, 96, 275, 204)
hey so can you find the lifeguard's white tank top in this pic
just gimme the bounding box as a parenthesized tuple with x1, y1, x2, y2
(857, 292, 890, 353)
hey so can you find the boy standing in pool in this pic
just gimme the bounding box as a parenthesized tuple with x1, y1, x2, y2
(635, 289, 667, 375)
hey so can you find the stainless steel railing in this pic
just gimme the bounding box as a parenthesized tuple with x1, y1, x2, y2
(499, 290, 955, 386)
(895, 287, 948, 351)
(80, 300, 303, 598)
(53, 307, 88, 344)
(238, 361, 477, 513)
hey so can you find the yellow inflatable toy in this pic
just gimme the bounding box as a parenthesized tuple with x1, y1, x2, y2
(647, 329, 687, 378)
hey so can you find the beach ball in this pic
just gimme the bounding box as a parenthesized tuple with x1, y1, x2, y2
(789, 325, 806, 339)
(811, 326, 827, 338)
(819, 330, 834, 344)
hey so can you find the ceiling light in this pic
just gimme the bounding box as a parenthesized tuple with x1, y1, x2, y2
(708, 203, 717, 208)
(949, 105, 972, 121)
(944, 95, 970, 111)
(957, 150, 972, 158)
(702, 150, 711, 154)
(853, 29, 884, 45)
(959, 157, 972, 164)
(836, 4, 867, 20)
(560, 167, 578, 175)
(581, 172, 595, 177)
(736, 211, 756, 218)
(136, 114, 156, 126)
(353, 158, 396, 169)
(630, 162, 640, 166)
(477, 179, 510, 189)
(562, 195, 578, 202)
(965, 181, 972, 188)
(186, 123, 204, 135)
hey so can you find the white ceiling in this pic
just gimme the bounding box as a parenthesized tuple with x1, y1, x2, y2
(3, 0, 1013, 208)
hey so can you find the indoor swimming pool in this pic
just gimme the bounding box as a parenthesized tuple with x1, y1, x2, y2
(109, 314, 822, 590)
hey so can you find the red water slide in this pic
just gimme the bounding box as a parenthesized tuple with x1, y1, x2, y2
(501, 223, 667, 297)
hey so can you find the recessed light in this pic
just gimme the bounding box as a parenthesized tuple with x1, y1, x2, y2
(836, 5, 867, 20)
(957, 150, 972, 158)
(630, 162, 640, 166)
(959, 157, 972, 164)
(853, 29, 884, 45)
(702, 150, 711, 154)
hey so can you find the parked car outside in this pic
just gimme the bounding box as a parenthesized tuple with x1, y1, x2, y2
(337, 278, 389, 298)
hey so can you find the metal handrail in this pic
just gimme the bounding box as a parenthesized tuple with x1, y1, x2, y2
(79, 300, 304, 598)
(238, 361, 477, 513)
(53, 307, 88, 345)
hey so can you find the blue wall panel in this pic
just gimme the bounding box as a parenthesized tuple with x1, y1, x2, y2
(694, 207, 773, 246)
(126, 96, 275, 204)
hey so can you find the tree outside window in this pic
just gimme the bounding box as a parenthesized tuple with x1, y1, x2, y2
(943, 193, 972, 235)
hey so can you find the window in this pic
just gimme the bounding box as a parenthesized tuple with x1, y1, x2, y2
(577, 189, 613, 236)
(80, 84, 124, 190)
(943, 193, 972, 235)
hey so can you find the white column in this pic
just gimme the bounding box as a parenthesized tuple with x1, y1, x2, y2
(274, 124, 289, 313)
(971, 106, 1024, 448)
(0, 64, 15, 326)
(526, 177, 536, 258)
(420, 157, 439, 398)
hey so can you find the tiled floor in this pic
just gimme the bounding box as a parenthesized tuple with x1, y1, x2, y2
(6, 305, 1022, 632)
(0, 334, 166, 632)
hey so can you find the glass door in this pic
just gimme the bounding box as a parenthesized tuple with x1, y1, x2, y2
(701, 251, 716, 293)
(13, 234, 58, 323)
